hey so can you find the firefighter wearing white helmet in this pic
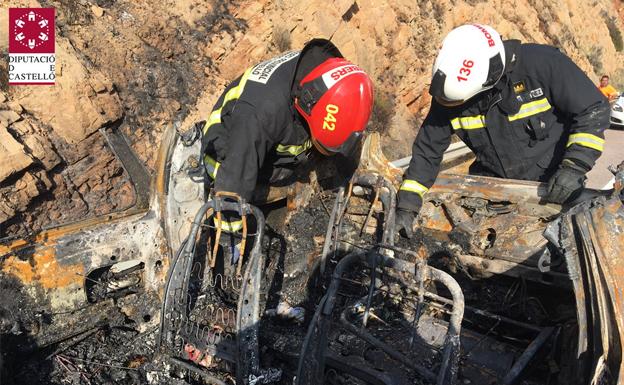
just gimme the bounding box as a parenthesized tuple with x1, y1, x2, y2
(430, 24, 505, 106)
(396, 24, 610, 238)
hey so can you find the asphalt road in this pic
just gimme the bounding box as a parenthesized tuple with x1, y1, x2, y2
(586, 127, 624, 189)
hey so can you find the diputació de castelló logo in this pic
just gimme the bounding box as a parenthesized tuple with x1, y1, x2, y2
(8, 8, 56, 86)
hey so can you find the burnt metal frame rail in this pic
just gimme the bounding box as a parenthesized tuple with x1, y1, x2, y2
(296, 249, 465, 385)
(158, 196, 266, 384)
(100, 124, 151, 210)
(320, 172, 397, 275)
(501, 326, 556, 385)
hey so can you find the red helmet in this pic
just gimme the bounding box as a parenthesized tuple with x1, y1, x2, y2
(295, 58, 374, 156)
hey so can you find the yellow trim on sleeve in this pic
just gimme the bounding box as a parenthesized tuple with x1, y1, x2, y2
(566, 133, 605, 152)
(450, 115, 486, 130)
(275, 140, 313, 156)
(204, 155, 221, 179)
(400, 179, 429, 197)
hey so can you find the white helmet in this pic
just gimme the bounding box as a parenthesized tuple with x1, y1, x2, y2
(430, 24, 506, 106)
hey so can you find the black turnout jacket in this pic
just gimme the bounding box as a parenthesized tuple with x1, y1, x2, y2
(201, 39, 342, 201)
(398, 40, 610, 212)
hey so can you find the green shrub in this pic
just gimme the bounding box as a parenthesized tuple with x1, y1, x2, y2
(369, 91, 395, 134)
(587, 46, 603, 74)
(606, 16, 624, 52)
(272, 25, 291, 53)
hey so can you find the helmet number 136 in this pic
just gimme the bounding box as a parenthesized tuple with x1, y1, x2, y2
(457, 60, 474, 82)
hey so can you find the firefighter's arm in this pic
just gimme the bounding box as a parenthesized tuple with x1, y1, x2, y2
(214, 104, 273, 201)
(546, 49, 610, 171)
(397, 104, 453, 213)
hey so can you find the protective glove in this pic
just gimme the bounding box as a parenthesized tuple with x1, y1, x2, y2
(396, 187, 423, 238)
(546, 159, 588, 204)
(396, 206, 420, 239)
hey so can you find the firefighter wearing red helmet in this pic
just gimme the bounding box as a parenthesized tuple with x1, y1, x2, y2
(200, 39, 373, 201)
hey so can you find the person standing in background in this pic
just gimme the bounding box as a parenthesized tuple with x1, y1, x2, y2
(599, 75, 619, 101)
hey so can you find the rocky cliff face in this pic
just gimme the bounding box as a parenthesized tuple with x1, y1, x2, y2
(1, 0, 623, 237)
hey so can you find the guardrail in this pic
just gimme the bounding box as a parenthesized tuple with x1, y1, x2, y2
(390, 142, 472, 171)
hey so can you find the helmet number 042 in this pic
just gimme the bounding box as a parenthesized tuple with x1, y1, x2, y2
(323, 104, 339, 131)
(457, 59, 474, 82)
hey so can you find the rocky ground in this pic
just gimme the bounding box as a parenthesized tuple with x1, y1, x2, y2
(1, 0, 624, 237)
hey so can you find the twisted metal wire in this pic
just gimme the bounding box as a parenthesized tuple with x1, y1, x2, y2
(190, 260, 244, 292)
(180, 317, 234, 346)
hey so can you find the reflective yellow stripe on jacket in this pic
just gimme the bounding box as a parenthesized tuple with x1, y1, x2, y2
(276, 140, 312, 156)
(451, 98, 552, 130)
(508, 98, 552, 121)
(203, 67, 254, 134)
(213, 217, 243, 232)
(400, 179, 429, 198)
(205, 140, 312, 181)
(202, 67, 312, 182)
(566, 133, 605, 152)
(450, 115, 486, 130)
(205, 155, 221, 179)
(202, 67, 252, 181)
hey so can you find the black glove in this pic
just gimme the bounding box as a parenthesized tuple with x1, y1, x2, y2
(396, 209, 415, 238)
(546, 159, 588, 204)
(396, 188, 423, 238)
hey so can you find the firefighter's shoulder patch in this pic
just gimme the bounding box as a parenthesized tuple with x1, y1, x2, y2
(248, 51, 300, 85)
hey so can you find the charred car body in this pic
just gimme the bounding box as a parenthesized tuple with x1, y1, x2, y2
(0, 126, 623, 385)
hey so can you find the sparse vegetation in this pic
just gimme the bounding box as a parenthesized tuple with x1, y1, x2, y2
(610, 68, 624, 92)
(369, 91, 395, 134)
(0, 53, 8, 92)
(587, 46, 604, 75)
(557, 26, 575, 48)
(272, 25, 291, 52)
(605, 16, 623, 52)
(58, 0, 93, 26)
(432, 2, 445, 20)
(198, 1, 249, 33)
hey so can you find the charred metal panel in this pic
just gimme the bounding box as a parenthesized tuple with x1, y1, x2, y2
(0, 126, 190, 351)
(0, 207, 169, 347)
(163, 130, 206, 253)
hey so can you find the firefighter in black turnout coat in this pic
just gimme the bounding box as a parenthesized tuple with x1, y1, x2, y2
(396, 24, 610, 237)
(194, 39, 374, 324)
(201, 39, 374, 208)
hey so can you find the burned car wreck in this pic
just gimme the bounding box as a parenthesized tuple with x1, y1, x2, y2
(0, 126, 623, 385)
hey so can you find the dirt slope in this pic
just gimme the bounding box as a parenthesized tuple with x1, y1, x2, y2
(1, 0, 623, 237)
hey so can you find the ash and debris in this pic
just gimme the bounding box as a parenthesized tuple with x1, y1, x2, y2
(321, 263, 437, 385)
(1, 186, 578, 385)
(4, 326, 158, 385)
(268, 194, 333, 311)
